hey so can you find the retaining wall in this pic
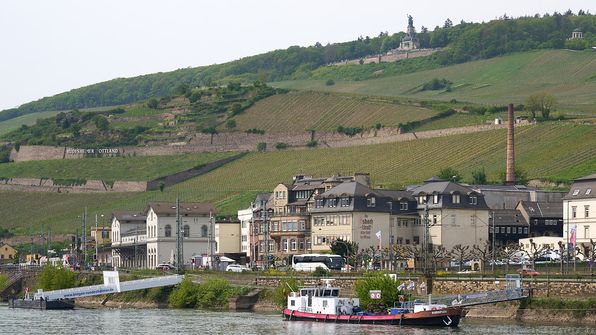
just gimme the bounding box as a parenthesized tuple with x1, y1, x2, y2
(0, 178, 147, 193)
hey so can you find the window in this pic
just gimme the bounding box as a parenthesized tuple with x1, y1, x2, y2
(241, 235, 247, 242)
(291, 239, 297, 250)
(452, 194, 460, 204)
(397, 238, 403, 245)
(405, 239, 410, 245)
(469, 196, 478, 205)
(165, 225, 172, 237)
(315, 199, 324, 208)
(413, 236, 420, 244)
(418, 196, 426, 204)
(367, 197, 376, 207)
(282, 239, 288, 251)
(506, 227, 511, 234)
(433, 194, 439, 204)
(572, 189, 580, 196)
(586, 188, 592, 195)
(299, 239, 305, 250)
(523, 227, 528, 234)
(340, 197, 351, 207)
(400, 202, 408, 210)
(201, 225, 208, 238)
(585, 206, 590, 218)
(518, 227, 523, 234)
(432, 214, 437, 224)
(572, 206, 577, 219)
(183, 225, 190, 237)
(328, 198, 337, 208)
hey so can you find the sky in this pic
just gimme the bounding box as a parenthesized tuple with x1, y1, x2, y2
(0, 0, 593, 111)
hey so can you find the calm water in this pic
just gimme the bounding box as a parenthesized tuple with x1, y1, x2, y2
(0, 304, 592, 335)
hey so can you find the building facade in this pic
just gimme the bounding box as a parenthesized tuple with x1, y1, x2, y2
(563, 174, 596, 257)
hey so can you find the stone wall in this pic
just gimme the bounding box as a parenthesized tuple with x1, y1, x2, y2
(0, 177, 147, 193)
(11, 122, 521, 162)
(256, 276, 596, 297)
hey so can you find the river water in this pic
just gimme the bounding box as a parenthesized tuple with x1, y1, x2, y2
(0, 304, 591, 335)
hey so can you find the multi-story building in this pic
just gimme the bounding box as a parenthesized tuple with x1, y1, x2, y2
(516, 200, 563, 237)
(563, 173, 596, 257)
(411, 178, 490, 251)
(0, 243, 16, 263)
(489, 209, 529, 247)
(110, 211, 147, 269)
(145, 202, 215, 270)
(215, 219, 241, 254)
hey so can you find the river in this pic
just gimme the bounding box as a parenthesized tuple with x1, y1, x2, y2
(0, 304, 592, 335)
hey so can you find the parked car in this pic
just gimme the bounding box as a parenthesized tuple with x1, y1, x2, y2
(156, 263, 177, 271)
(226, 264, 250, 272)
(517, 268, 540, 276)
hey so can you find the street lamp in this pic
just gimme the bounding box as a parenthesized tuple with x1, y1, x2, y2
(388, 201, 394, 271)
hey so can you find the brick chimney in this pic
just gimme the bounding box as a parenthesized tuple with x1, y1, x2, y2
(506, 103, 515, 185)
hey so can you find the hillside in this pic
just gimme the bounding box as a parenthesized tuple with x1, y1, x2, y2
(234, 91, 438, 133)
(1, 123, 593, 235)
(1, 13, 593, 121)
(274, 49, 596, 115)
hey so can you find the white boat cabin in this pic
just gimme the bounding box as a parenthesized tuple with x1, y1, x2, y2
(287, 285, 360, 315)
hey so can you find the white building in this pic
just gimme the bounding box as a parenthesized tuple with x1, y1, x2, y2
(111, 211, 147, 268)
(238, 207, 253, 257)
(563, 174, 596, 257)
(145, 202, 215, 269)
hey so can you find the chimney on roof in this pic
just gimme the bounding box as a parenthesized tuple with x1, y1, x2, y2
(506, 103, 515, 186)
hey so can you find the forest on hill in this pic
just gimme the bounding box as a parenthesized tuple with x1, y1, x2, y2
(0, 11, 594, 121)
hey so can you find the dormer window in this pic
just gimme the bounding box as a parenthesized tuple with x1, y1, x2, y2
(367, 196, 376, 207)
(400, 202, 408, 210)
(433, 194, 439, 204)
(315, 199, 324, 208)
(572, 189, 580, 196)
(452, 194, 460, 204)
(587, 189, 592, 195)
(418, 196, 427, 205)
(328, 197, 337, 208)
(469, 196, 478, 205)
(340, 197, 351, 207)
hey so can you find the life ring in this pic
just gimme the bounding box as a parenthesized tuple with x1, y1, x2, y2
(398, 295, 404, 304)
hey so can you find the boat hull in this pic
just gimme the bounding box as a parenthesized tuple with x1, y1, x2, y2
(8, 298, 75, 310)
(283, 307, 461, 327)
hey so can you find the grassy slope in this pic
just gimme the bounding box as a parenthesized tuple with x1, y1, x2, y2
(233, 91, 438, 133)
(273, 50, 596, 115)
(0, 111, 62, 136)
(1, 123, 594, 234)
(0, 152, 235, 181)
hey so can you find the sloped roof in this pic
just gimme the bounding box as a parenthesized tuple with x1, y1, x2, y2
(492, 209, 528, 227)
(147, 202, 215, 216)
(411, 181, 476, 196)
(564, 174, 596, 200)
(112, 211, 147, 222)
(518, 201, 562, 218)
(375, 189, 415, 201)
(318, 181, 380, 198)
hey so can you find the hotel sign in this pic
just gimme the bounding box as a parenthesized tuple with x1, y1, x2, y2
(66, 148, 120, 155)
(360, 215, 373, 240)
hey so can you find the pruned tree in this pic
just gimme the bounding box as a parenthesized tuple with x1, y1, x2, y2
(498, 243, 521, 273)
(472, 240, 492, 273)
(429, 245, 448, 272)
(450, 244, 471, 271)
(405, 245, 423, 272)
(520, 238, 549, 269)
(576, 239, 596, 275)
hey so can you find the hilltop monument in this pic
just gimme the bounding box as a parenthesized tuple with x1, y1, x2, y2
(399, 15, 420, 50)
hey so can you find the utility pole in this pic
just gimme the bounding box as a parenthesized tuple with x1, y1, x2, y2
(83, 207, 87, 267)
(95, 214, 99, 267)
(209, 211, 215, 271)
(176, 198, 183, 273)
(491, 211, 496, 273)
(262, 200, 270, 270)
(134, 224, 138, 268)
(388, 201, 394, 271)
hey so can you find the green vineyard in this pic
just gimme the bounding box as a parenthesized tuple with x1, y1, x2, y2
(1, 123, 594, 234)
(233, 91, 438, 133)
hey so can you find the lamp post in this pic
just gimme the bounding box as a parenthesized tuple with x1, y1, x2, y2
(95, 213, 104, 267)
(491, 211, 495, 273)
(388, 201, 394, 271)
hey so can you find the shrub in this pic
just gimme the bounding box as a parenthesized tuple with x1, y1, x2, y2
(273, 277, 301, 307)
(196, 279, 233, 309)
(226, 119, 237, 129)
(313, 266, 330, 277)
(275, 142, 289, 150)
(325, 79, 335, 86)
(246, 128, 265, 135)
(354, 272, 402, 311)
(147, 98, 159, 109)
(37, 265, 76, 291)
(257, 142, 267, 152)
(306, 140, 318, 147)
(168, 275, 198, 308)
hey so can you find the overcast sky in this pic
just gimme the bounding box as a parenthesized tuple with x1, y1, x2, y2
(0, 0, 593, 111)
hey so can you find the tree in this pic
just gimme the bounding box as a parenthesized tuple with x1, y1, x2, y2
(450, 244, 471, 271)
(472, 241, 492, 273)
(525, 92, 556, 120)
(471, 168, 487, 184)
(498, 168, 528, 185)
(173, 83, 189, 96)
(201, 126, 218, 144)
(498, 243, 521, 273)
(429, 245, 448, 272)
(93, 115, 110, 131)
(325, 79, 335, 86)
(330, 239, 358, 267)
(354, 272, 402, 311)
(521, 238, 549, 269)
(147, 98, 159, 109)
(225, 119, 236, 129)
(444, 18, 453, 28)
(438, 167, 462, 182)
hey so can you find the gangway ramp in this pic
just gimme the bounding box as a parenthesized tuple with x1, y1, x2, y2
(34, 271, 182, 301)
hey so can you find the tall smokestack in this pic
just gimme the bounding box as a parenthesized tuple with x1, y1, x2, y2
(506, 103, 515, 185)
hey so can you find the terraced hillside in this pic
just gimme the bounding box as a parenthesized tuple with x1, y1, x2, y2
(1, 123, 594, 234)
(274, 50, 596, 115)
(0, 152, 234, 181)
(233, 91, 438, 133)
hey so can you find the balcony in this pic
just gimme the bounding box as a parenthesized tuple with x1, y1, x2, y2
(119, 234, 147, 246)
(269, 230, 310, 238)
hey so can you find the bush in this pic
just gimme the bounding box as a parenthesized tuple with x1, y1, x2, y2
(168, 275, 198, 308)
(246, 128, 265, 135)
(256, 142, 267, 152)
(226, 119, 237, 129)
(306, 140, 318, 147)
(196, 278, 233, 309)
(147, 98, 159, 109)
(325, 79, 335, 86)
(37, 265, 77, 291)
(273, 277, 301, 307)
(313, 266, 330, 277)
(275, 142, 289, 150)
(354, 272, 402, 311)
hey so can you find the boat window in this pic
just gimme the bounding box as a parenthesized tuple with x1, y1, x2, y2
(290, 300, 295, 306)
(323, 300, 328, 307)
(323, 289, 331, 296)
(301, 290, 307, 297)
(332, 290, 339, 297)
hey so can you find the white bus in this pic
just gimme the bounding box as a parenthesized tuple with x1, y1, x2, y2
(291, 254, 344, 272)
